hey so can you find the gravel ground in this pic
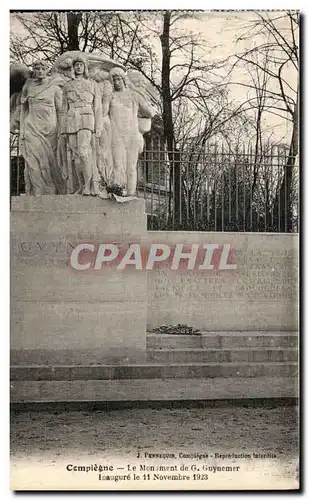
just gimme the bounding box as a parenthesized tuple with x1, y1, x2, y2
(10, 406, 299, 490)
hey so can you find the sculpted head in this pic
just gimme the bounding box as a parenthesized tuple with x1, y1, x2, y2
(109, 67, 127, 91)
(72, 54, 89, 79)
(32, 60, 48, 81)
(57, 57, 74, 79)
(91, 69, 109, 83)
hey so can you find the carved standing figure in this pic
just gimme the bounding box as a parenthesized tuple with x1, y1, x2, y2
(104, 67, 156, 196)
(19, 60, 65, 195)
(91, 71, 114, 195)
(60, 54, 102, 196)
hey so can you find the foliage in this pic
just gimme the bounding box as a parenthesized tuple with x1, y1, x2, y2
(106, 183, 125, 197)
(149, 324, 201, 335)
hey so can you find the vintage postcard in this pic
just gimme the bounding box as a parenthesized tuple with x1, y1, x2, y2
(10, 8, 299, 491)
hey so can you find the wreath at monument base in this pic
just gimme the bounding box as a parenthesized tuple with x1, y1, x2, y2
(99, 183, 137, 203)
(150, 324, 201, 336)
(106, 183, 125, 197)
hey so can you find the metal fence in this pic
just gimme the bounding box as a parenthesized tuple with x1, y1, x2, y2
(11, 135, 298, 233)
(137, 147, 299, 233)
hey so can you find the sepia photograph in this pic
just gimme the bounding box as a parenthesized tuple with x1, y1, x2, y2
(9, 7, 299, 491)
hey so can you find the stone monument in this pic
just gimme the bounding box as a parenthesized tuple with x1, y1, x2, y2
(16, 60, 65, 195)
(10, 51, 159, 365)
(10, 51, 159, 200)
(59, 53, 103, 196)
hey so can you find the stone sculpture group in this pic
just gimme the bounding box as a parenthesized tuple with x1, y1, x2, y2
(10, 52, 158, 201)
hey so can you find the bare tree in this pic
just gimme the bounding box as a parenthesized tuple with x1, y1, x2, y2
(11, 12, 84, 64)
(10, 11, 150, 66)
(140, 11, 230, 223)
(230, 10, 299, 231)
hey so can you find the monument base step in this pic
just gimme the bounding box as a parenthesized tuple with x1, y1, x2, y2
(10, 332, 298, 366)
(11, 346, 298, 365)
(10, 376, 298, 410)
(11, 333, 298, 407)
(147, 348, 297, 363)
(11, 362, 298, 381)
(147, 332, 298, 349)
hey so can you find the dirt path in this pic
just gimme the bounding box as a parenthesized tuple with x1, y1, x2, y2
(10, 406, 299, 490)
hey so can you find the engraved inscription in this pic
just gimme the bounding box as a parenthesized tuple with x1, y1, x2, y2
(150, 263, 298, 301)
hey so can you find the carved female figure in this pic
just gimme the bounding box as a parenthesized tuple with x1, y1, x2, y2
(19, 60, 65, 195)
(104, 68, 156, 196)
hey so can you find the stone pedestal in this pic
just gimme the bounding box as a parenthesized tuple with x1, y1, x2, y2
(11, 195, 148, 364)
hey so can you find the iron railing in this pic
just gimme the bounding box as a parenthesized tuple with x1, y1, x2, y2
(137, 146, 299, 233)
(11, 135, 298, 233)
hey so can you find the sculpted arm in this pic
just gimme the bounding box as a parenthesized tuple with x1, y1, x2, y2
(54, 87, 63, 134)
(135, 91, 156, 118)
(102, 81, 113, 117)
(19, 83, 29, 139)
(94, 81, 103, 138)
(10, 92, 21, 133)
(60, 86, 68, 135)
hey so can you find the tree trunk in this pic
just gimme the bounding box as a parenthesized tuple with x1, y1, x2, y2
(67, 13, 82, 51)
(160, 11, 181, 226)
(275, 87, 298, 232)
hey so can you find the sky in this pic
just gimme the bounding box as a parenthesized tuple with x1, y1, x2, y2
(173, 11, 296, 141)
